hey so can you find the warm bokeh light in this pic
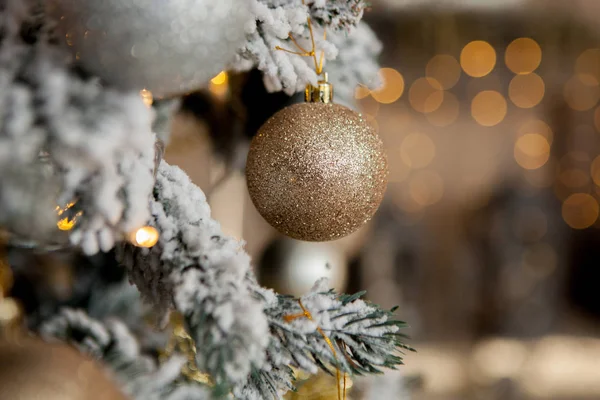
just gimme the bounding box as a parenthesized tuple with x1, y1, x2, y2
(519, 119, 553, 145)
(209, 71, 229, 97)
(409, 170, 444, 206)
(211, 71, 228, 85)
(505, 38, 542, 75)
(508, 73, 545, 108)
(562, 193, 599, 229)
(514, 134, 550, 170)
(594, 107, 600, 132)
(426, 55, 461, 90)
(591, 155, 600, 186)
(426, 92, 460, 127)
(466, 73, 502, 99)
(371, 68, 405, 104)
(388, 149, 411, 183)
(559, 169, 590, 188)
(131, 226, 160, 248)
(140, 89, 153, 108)
(400, 132, 436, 169)
(471, 90, 507, 127)
(354, 85, 370, 99)
(564, 75, 600, 111)
(460, 41, 496, 78)
(409, 77, 444, 113)
(575, 48, 600, 85)
(357, 95, 380, 119)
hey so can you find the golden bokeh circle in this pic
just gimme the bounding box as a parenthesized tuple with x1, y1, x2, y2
(400, 132, 436, 169)
(409, 77, 444, 113)
(426, 92, 460, 127)
(354, 85, 371, 100)
(409, 170, 444, 206)
(460, 41, 497, 78)
(371, 68, 405, 104)
(505, 38, 542, 75)
(591, 155, 600, 186)
(562, 193, 599, 230)
(426, 55, 461, 90)
(471, 90, 507, 127)
(514, 133, 550, 170)
(519, 119, 553, 145)
(564, 76, 600, 111)
(575, 48, 600, 86)
(508, 73, 545, 108)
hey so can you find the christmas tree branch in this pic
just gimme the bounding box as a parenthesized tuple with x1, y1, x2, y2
(117, 161, 411, 399)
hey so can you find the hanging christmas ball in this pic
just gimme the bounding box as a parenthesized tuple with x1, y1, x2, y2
(47, 0, 252, 97)
(258, 238, 348, 297)
(246, 77, 388, 241)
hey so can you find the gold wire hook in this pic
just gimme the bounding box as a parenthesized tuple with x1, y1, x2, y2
(275, 0, 327, 76)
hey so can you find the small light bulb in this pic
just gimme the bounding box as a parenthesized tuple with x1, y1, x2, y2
(131, 226, 159, 248)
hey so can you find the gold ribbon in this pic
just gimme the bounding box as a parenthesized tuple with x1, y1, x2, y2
(284, 300, 347, 400)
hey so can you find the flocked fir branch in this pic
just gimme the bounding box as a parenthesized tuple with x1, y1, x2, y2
(39, 308, 212, 400)
(232, 0, 378, 99)
(117, 162, 412, 399)
(0, 0, 156, 254)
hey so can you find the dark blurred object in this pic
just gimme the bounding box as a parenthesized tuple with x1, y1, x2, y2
(0, 339, 128, 400)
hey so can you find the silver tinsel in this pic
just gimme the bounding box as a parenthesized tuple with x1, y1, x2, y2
(47, 0, 252, 97)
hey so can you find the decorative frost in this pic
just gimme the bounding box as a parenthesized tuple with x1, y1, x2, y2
(0, 0, 155, 255)
(117, 161, 270, 390)
(117, 162, 411, 398)
(325, 22, 383, 108)
(40, 308, 211, 400)
(232, 0, 374, 95)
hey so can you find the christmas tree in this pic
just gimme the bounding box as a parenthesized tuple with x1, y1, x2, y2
(0, 0, 411, 399)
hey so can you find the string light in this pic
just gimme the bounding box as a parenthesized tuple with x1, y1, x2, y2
(130, 226, 160, 248)
(209, 71, 229, 98)
(140, 89, 153, 107)
(55, 202, 83, 231)
(460, 40, 496, 78)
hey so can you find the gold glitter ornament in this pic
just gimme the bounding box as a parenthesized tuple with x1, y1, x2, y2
(246, 77, 388, 241)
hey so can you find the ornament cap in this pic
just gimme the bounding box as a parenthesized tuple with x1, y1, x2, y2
(305, 73, 334, 104)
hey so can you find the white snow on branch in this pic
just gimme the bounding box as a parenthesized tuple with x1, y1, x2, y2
(231, 0, 373, 95)
(0, 0, 156, 254)
(117, 161, 270, 389)
(40, 308, 211, 400)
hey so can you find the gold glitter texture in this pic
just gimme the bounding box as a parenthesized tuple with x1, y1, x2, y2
(246, 103, 388, 241)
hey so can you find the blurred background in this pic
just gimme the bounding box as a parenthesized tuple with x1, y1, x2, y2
(4, 0, 600, 399)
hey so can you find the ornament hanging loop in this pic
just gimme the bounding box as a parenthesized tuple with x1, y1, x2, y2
(305, 72, 334, 104)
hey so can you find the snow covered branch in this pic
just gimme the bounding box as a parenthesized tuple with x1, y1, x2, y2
(232, 0, 379, 98)
(0, 0, 156, 254)
(117, 162, 411, 399)
(40, 308, 211, 400)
